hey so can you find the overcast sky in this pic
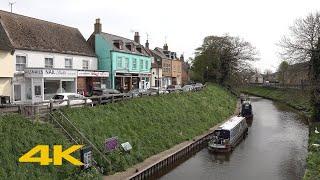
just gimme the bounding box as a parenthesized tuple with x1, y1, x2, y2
(1, 0, 320, 72)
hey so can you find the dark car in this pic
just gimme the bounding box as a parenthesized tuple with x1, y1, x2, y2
(92, 88, 121, 96)
(91, 88, 124, 104)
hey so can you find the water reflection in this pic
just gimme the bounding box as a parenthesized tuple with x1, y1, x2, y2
(161, 97, 308, 180)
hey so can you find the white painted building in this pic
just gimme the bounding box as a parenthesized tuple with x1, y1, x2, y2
(0, 10, 108, 104)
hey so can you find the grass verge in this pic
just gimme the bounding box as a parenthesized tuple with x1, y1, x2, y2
(59, 84, 237, 174)
(240, 86, 311, 116)
(0, 114, 101, 180)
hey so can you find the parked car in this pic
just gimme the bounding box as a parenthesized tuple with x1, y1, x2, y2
(92, 88, 121, 96)
(50, 93, 93, 108)
(193, 83, 204, 90)
(166, 85, 182, 93)
(127, 89, 150, 97)
(148, 87, 169, 95)
(182, 85, 194, 92)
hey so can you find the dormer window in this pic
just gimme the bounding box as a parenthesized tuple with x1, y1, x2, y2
(125, 42, 135, 52)
(136, 45, 142, 53)
(113, 40, 123, 50)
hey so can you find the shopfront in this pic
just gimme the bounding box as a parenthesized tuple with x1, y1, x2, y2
(115, 72, 150, 92)
(24, 68, 77, 103)
(77, 70, 109, 96)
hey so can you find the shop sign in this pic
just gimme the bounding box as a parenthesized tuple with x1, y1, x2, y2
(25, 68, 77, 78)
(78, 71, 109, 77)
(105, 137, 118, 153)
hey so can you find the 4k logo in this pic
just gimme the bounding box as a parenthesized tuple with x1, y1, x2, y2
(19, 145, 84, 166)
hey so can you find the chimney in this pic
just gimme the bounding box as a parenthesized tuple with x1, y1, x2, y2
(163, 43, 168, 51)
(180, 54, 184, 61)
(145, 40, 149, 49)
(94, 18, 102, 34)
(134, 32, 140, 44)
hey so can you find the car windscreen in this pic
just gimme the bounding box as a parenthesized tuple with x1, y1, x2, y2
(214, 130, 230, 139)
(52, 95, 64, 100)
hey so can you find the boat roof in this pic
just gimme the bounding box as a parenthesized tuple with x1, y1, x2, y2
(217, 116, 245, 131)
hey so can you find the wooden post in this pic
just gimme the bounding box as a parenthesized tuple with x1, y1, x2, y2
(50, 102, 53, 112)
(67, 99, 70, 107)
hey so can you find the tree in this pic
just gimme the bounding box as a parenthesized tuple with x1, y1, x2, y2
(310, 38, 320, 121)
(191, 35, 258, 86)
(279, 12, 320, 121)
(278, 61, 289, 84)
(279, 12, 320, 63)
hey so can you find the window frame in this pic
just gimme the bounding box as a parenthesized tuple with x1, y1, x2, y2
(45, 57, 54, 68)
(132, 58, 137, 70)
(117, 57, 123, 69)
(139, 59, 143, 70)
(65, 58, 73, 69)
(16, 55, 27, 72)
(82, 60, 89, 70)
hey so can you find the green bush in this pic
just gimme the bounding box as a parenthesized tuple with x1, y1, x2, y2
(60, 84, 237, 174)
(0, 114, 101, 179)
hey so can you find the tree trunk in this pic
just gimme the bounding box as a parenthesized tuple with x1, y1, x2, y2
(310, 38, 320, 122)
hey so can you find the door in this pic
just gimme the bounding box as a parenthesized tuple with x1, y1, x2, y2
(14, 84, 21, 102)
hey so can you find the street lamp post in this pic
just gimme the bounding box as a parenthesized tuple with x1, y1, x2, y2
(157, 58, 160, 96)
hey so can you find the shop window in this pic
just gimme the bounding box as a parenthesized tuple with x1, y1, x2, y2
(16, 55, 26, 71)
(62, 81, 75, 93)
(44, 80, 60, 99)
(117, 57, 123, 69)
(82, 60, 89, 70)
(45, 58, 54, 68)
(14, 84, 21, 101)
(139, 59, 143, 70)
(65, 58, 73, 69)
(132, 58, 137, 70)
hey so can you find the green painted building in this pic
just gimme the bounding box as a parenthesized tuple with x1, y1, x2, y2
(88, 19, 152, 91)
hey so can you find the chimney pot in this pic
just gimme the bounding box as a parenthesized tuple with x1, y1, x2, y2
(134, 32, 140, 44)
(94, 18, 102, 34)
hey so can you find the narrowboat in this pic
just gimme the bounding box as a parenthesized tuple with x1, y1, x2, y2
(208, 116, 248, 152)
(241, 100, 253, 118)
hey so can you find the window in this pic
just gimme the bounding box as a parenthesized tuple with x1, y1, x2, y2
(132, 58, 137, 70)
(65, 58, 73, 69)
(14, 84, 21, 101)
(16, 55, 26, 71)
(117, 57, 123, 68)
(125, 58, 129, 69)
(82, 60, 89, 70)
(145, 60, 148, 70)
(139, 59, 143, 70)
(45, 58, 53, 68)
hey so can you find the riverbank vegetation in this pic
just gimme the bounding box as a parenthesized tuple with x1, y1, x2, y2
(240, 86, 311, 116)
(59, 84, 236, 174)
(0, 114, 101, 180)
(304, 123, 320, 180)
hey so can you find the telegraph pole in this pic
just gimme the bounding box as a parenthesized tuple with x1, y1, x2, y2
(9, 1, 16, 13)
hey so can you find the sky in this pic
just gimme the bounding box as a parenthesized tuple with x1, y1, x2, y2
(1, 0, 320, 72)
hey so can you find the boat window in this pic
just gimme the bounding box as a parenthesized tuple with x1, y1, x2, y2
(214, 130, 230, 139)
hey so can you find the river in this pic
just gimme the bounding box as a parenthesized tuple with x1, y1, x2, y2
(160, 96, 308, 180)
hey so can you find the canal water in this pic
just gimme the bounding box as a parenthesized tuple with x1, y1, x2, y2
(161, 97, 308, 180)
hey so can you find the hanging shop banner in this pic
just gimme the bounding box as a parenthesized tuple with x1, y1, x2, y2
(80, 146, 93, 170)
(25, 68, 77, 78)
(105, 137, 118, 152)
(77, 71, 109, 77)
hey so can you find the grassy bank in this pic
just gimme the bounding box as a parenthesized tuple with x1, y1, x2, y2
(60, 84, 236, 174)
(240, 86, 311, 116)
(0, 114, 100, 179)
(304, 123, 320, 180)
